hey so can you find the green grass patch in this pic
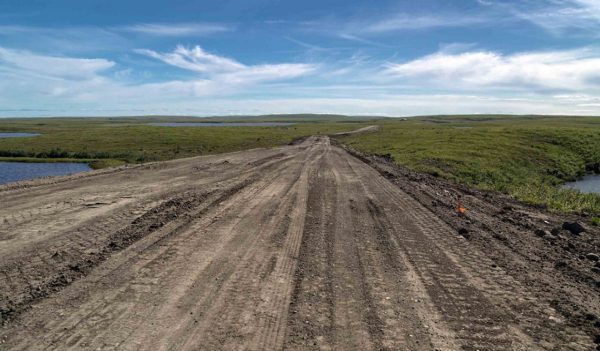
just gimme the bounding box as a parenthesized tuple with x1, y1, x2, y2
(0, 115, 373, 168)
(339, 115, 600, 215)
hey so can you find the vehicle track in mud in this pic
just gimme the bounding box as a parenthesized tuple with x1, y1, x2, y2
(0, 136, 598, 350)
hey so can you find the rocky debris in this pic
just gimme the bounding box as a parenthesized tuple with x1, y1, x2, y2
(84, 248, 99, 255)
(586, 253, 599, 262)
(50, 251, 63, 260)
(68, 263, 81, 272)
(377, 153, 394, 162)
(563, 243, 576, 252)
(534, 229, 560, 243)
(458, 227, 470, 238)
(493, 233, 508, 242)
(555, 261, 568, 268)
(551, 227, 562, 236)
(562, 222, 586, 235)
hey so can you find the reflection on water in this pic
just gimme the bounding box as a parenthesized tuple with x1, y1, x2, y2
(0, 162, 92, 185)
(563, 174, 600, 194)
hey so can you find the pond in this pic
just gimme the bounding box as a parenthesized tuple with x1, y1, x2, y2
(563, 174, 600, 194)
(149, 122, 294, 127)
(0, 162, 92, 185)
(0, 132, 40, 138)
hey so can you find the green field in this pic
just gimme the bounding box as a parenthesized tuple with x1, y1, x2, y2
(2, 114, 600, 217)
(339, 115, 600, 216)
(0, 116, 372, 168)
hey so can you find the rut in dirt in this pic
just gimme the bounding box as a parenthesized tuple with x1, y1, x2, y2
(0, 136, 598, 351)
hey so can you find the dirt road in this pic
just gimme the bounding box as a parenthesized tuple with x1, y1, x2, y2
(1, 136, 598, 350)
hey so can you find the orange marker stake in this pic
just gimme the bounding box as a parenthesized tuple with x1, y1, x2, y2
(457, 195, 466, 216)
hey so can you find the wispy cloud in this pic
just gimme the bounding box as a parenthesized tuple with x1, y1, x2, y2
(0, 23, 233, 55)
(135, 46, 244, 73)
(0, 46, 120, 106)
(361, 14, 489, 33)
(0, 25, 129, 53)
(136, 45, 316, 83)
(294, 12, 492, 46)
(385, 47, 600, 92)
(0, 44, 317, 110)
(0, 47, 115, 80)
(336, 34, 392, 48)
(119, 23, 233, 36)
(301, 10, 492, 35)
(2, 43, 599, 117)
(487, 0, 600, 36)
(284, 37, 330, 52)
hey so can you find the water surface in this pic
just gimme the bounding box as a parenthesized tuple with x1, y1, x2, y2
(0, 162, 92, 185)
(0, 132, 40, 138)
(563, 174, 600, 194)
(149, 122, 294, 127)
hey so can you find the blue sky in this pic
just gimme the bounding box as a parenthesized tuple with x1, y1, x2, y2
(1, 0, 600, 117)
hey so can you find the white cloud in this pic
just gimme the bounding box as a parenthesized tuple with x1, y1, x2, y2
(136, 45, 244, 73)
(362, 14, 488, 33)
(0, 45, 316, 108)
(294, 1, 595, 41)
(0, 47, 120, 108)
(217, 64, 318, 84)
(120, 23, 232, 36)
(1, 45, 599, 118)
(137, 45, 316, 83)
(0, 47, 114, 80)
(385, 48, 600, 91)
(0, 23, 232, 55)
(0, 25, 129, 53)
(295, 12, 492, 44)
(500, 0, 600, 36)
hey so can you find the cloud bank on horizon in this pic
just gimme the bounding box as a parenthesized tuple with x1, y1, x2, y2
(0, 0, 599, 117)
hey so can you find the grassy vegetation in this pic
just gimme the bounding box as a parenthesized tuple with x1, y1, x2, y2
(3, 114, 599, 216)
(339, 115, 600, 216)
(191, 114, 383, 123)
(0, 115, 371, 167)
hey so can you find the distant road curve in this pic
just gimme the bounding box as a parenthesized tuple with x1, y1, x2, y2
(332, 124, 379, 136)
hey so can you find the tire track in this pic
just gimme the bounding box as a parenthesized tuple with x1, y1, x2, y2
(1, 141, 315, 350)
(340, 147, 592, 350)
(284, 154, 337, 350)
(1, 136, 595, 351)
(330, 150, 447, 350)
(0, 147, 298, 327)
(252, 144, 322, 351)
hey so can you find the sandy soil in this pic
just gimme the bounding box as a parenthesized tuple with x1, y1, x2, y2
(0, 136, 598, 350)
